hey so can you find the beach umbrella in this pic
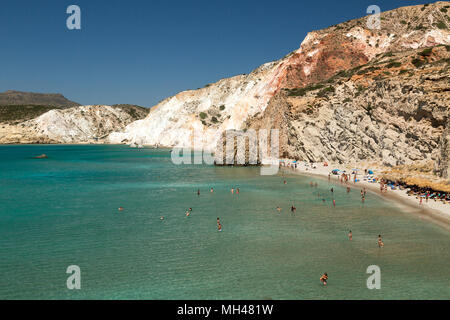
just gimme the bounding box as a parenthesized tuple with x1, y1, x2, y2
(368, 170, 374, 174)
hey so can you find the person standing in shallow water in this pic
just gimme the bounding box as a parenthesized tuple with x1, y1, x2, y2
(348, 230, 352, 241)
(320, 273, 328, 286)
(217, 217, 222, 231)
(197, 189, 200, 197)
(378, 235, 384, 247)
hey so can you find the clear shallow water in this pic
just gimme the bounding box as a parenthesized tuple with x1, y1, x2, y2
(0, 144, 449, 299)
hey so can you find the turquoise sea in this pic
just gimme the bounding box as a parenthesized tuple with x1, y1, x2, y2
(0, 145, 449, 299)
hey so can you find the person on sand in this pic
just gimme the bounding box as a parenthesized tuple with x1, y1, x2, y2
(320, 273, 328, 286)
(328, 174, 331, 182)
(378, 235, 384, 248)
(420, 197, 423, 205)
(348, 230, 352, 241)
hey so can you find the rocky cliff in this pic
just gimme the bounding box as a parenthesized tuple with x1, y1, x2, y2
(0, 105, 149, 144)
(248, 45, 449, 172)
(108, 2, 449, 173)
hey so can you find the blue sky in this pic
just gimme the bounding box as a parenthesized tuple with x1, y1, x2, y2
(0, 0, 429, 107)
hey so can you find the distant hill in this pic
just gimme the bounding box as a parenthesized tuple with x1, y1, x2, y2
(0, 90, 79, 107)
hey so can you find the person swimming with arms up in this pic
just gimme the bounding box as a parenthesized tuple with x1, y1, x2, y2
(320, 273, 328, 286)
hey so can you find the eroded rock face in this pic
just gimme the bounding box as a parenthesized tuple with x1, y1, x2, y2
(248, 45, 449, 175)
(108, 2, 450, 154)
(436, 118, 450, 178)
(0, 105, 148, 144)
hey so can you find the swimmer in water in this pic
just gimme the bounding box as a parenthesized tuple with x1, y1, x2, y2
(330, 188, 334, 193)
(231, 188, 234, 194)
(378, 235, 384, 247)
(276, 206, 282, 213)
(118, 207, 124, 211)
(320, 273, 328, 286)
(236, 188, 239, 194)
(347, 187, 350, 193)
(210, 188, 214, 193)
(160, 216, 164, 220)
(284, 180, 287, 185)
(333, 199, 336, 207)
(197, 189, 200, 196)
(291, 205, 296, 213)
(348, 230, 352, 241)
(186, 210, 190, 217)
(217, 217, 222, 231)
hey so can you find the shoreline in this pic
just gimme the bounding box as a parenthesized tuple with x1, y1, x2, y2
(282, 161, 450, 231)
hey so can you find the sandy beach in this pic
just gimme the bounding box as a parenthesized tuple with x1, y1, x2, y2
(282, 160, 450, 230)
